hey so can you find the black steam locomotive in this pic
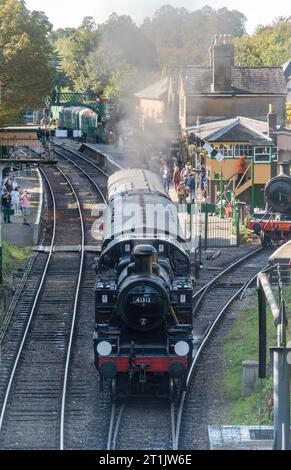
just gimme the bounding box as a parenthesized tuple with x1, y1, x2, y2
(249, 163, 291, 246)
(93, 169, 195, 399)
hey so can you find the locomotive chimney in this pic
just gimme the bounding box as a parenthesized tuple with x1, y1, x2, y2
(133, 245, 156, 274)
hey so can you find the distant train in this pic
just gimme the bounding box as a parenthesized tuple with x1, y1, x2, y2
(33, 101, 114, 143)
(249, 162, 291, 247)
(59, 104, 116, 143)
(59, 107, 99, 141)
(93, 169, 197, 400)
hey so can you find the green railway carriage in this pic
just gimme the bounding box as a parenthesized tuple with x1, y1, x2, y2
(59, 106, 98, 140)
(79, 108, 98, 140)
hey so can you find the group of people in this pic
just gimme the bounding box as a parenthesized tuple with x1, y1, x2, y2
(160, 159, 207, 204)
(1, 175, 32, 225)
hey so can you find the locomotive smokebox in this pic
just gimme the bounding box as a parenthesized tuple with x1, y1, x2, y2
(134, 245, 157, 274)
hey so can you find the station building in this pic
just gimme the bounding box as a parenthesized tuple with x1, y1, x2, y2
(187, 114, 278, 209)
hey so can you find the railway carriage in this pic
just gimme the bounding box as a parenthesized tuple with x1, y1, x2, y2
(93, 169, 196, 399)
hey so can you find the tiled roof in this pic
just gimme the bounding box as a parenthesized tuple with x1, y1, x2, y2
(181, 66, 287, 95)
(135, 77, 169, 100)
(187, 116, 273, 145)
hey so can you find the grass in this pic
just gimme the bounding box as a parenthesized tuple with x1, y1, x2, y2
(0, 242, 32, 325)
(2, 241, 32, 277)
(223, 279, 291, 425)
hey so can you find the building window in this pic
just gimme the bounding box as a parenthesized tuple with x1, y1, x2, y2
(271, 146, 278, 162)
(234, 144, 253, 157)
(213, 144, 233, 157)
(254, 147, 271, 163)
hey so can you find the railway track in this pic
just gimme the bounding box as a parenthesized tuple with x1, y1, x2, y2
(0, 142, 272, 450)
(0, 165, 85, 450)
(174, 247, 272, 450)
(104, 247, 271, 451)
(50, 145, 113, 450)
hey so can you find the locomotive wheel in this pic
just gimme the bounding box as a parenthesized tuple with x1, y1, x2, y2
(260, 231, 271, 248)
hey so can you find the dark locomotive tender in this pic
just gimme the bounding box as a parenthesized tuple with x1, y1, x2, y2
(93, 169, 196, 398)
(249, 162, 291, 247)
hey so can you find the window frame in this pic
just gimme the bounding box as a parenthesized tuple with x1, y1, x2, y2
(254, 146, 271, 163)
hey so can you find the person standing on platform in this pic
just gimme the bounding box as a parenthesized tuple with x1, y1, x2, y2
(21, 190, 32, 226)
(172, 164, 181, 192)
(2, 191, 13, 223)
(177, 181, 189, 204)
(160, 163, 170, 191)
(187, 172, 196, 203)
(11, 187, 21, 216)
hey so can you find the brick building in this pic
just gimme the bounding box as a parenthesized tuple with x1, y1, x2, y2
(178, 35, 287, 130)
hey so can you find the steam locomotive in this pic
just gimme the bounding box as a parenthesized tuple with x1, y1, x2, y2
(93, 169, 195, 399)
(249, 162, 291, 247)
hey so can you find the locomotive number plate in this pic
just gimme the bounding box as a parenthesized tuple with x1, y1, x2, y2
(132, 296, 151, 304)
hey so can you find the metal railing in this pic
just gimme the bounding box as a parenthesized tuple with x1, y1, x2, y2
(257, 263, 291, 450)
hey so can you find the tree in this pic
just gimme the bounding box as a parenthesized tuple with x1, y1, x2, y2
(141, 5, 247, 68)
(53, 17, 100, 92)
(235, 17, 291, 66)
(0, 0, 54, 125)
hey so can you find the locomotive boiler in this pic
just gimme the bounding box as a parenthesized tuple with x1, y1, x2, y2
(249, 162, 291, 246)
(93, 169, 195, 399)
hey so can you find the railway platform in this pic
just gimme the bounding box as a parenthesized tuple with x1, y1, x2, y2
(2, 168, 42, 248)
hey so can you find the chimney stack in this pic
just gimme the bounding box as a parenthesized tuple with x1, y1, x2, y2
(211, 34, 234, 92)
(267, 104, 277, 138)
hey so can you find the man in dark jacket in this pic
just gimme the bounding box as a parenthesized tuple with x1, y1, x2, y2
(2, 192, 12, 223)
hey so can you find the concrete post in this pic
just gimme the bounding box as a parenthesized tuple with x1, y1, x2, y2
(242, 360, 259, 396)
(270, 347, 291, 450)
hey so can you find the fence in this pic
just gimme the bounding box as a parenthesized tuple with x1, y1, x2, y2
(201, 209, 240, 249)
(177, 202, 240, 251)
(0, 138, 40, 157)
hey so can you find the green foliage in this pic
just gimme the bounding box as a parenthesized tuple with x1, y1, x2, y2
(235, 17, 291, 66)
(0, 0, 55, 126)
(52, 6, 247, 117)
(2, 241, 31, 277)
(141, 5, 247, 68)
(224, 286, 291, 424)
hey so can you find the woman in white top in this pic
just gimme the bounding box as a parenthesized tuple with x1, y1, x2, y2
(11, 187, 21, 216)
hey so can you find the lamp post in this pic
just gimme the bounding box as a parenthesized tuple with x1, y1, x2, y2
(195, 116, 200, 171)
(219, 167, 224, 219)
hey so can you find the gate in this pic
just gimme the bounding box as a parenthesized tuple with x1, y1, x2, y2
(201, 203, 240, 249)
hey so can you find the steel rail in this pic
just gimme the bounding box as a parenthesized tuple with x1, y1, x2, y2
(54, 142, 122, 172)
(107, 403, 126, 451)
(173, 252, 270, 450)
(57, 166, 85, 451)
(54, 144, 111, 178)
(0, 169, 56, 432)
(53, 147, 107, 204)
